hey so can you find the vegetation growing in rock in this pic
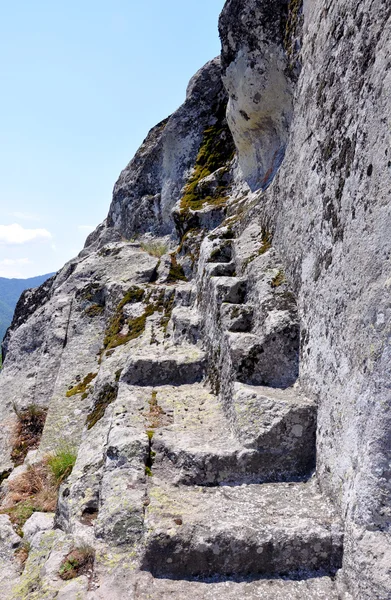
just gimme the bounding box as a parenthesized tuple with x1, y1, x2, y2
(14, 541, 31, 569)
(11, 405, 48, 466)
(159, 292, 175, 334)
(85, 303, 104, 317)
(102, 287, 176, 354)
(86, 383, 118, 430)
(46, 443, 77, 485)
(178, 103, 235, 229)
(167, 253, 187, 283)
(176, 227, 205, 271)
(59, 544, 95, 581)
(147, 391, 166, 429)
(78, 283, 101, 302)
(140, 240, 168, 258)
(0, 463, 58, 528)
(102, 286, 148, 351)
(271, 270, 286, 288)
(66, 373, 97, 397)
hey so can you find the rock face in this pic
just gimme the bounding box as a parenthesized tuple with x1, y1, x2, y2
(0, 1, 390, 599)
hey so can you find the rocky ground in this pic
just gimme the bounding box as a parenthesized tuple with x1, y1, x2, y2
(0, 0, 390, 598)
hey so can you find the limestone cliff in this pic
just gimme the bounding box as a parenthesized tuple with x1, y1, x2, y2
(0, 1, 390, 599)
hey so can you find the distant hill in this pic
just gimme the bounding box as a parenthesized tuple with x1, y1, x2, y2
(0, 273, 55, 342)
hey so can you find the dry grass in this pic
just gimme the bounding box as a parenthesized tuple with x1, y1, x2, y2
(14, 541, 31, 569)
(1, 463, 57, 527)
(147, 391, 167, 429)
(59, 544, 95, 581)
(11, 405, 47, 466)
(140, 240, 168, 258)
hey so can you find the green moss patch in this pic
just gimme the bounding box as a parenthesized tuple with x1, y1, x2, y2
(66, 373, 97, 398)
(167, 253, 187, 283)
(102, 286, 147, 351)
(86, 383, 118, 430)
(102, 287, 177, 354)
(271, 270, 286, 288)
(179, 104, 235, 217)
(85, 303, 104, 317)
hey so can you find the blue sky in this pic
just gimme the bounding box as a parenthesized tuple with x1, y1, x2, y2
(0, 0, 224, 278)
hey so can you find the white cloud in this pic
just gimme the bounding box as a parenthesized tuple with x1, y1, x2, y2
(0, 258, 32, 266)
(0, 223, 52, 244)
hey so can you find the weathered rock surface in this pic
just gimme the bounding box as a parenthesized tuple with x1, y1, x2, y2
(0, 0, 390, 598)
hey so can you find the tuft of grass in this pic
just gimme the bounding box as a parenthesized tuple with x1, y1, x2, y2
(46, 444, 77, 485)
(140, 240, 168, 258)
(66, 373, 97, 398)
(1, 463, 58, 528)
(59, 544, 95, 581)
(11, 405, 47, 466)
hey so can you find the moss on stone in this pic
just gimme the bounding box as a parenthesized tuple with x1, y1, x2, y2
(271, 270, 286, 288)
(85, 303, 104, 317)
(86, 383, 118, 430)
(160, 293, 175, 334)
(66, 373, 97, 398)
(179, 103, 235, 217)
(167, 253, 187, 283)
(102, 286, 147, 351)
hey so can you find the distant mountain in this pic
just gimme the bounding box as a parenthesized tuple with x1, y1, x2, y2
(0, 273, 55, 342)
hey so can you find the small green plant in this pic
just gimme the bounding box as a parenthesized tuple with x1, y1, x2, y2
(140, 240, 168, 258)
(7, 502, 35, 527)
(59, 544, 95, 581)
(46, 444, 77, 485)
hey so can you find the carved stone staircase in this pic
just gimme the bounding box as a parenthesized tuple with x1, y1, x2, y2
(114, 230, 344, 598)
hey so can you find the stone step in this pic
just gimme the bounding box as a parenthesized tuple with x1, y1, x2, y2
(220, 302, 253, 332)
(210, 276, 247, 304)
(224, 326, 299, 389)
(205, 261, 236, 277)
(134, 572, 341, 599)
(230, 382, 316, 472)
(171, 306, 202, 344)
(121, 346, 206, 386)
(142, 479, 343, 578)
(150, 383, 315, 485)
